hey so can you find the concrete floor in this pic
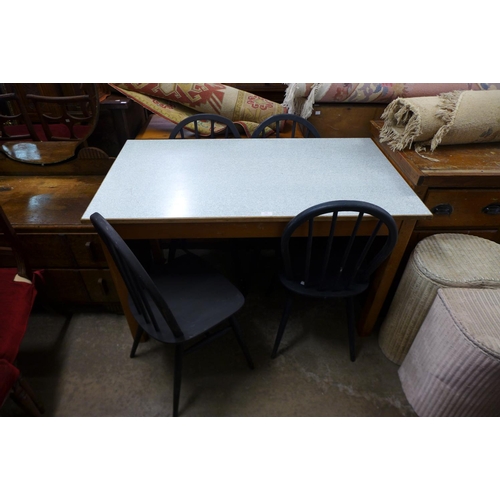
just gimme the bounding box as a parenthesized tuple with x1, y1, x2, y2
(1, 250, 415, 417)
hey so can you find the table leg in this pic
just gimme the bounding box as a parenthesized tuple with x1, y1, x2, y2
(101, 243, 146, 341)
(357, 219, 416, 336)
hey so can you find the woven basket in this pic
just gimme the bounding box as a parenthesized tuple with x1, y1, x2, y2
(398, 288, 500, 417)
(378, 234, 500, 364)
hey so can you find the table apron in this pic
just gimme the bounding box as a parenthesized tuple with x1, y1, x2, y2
(111, 219, 407, 240)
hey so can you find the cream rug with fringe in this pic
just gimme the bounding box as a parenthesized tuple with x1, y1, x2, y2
(380, 90, 500, 152)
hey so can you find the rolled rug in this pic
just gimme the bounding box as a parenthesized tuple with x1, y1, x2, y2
(380, 89, 500, 152)
(109, 83, 285, 137)
(283, 83, 500, 117)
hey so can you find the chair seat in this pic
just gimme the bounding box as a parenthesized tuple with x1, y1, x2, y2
(0, 268, 38, 363)
(129, 253, 244, 343)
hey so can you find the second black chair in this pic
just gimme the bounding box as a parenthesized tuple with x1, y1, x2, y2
(169, 113, 241, 139)
(90, 212, 254, 417)
(271, 201, 398, 362)
(251, 113, 320, 138)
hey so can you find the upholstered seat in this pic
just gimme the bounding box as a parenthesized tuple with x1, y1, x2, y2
(0, 269, 40, 363)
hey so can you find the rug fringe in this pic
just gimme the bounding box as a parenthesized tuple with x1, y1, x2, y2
(283, 83, 305, 115)
(430, 90, 464, 151)
(414, 145, 440, 162)
(283, 83, 329, 119)
(299, 83, 323, 119)
(380, 98, 422, 151)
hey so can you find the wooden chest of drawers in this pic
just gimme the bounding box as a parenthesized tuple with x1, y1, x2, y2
(0, 153, 119, 308)
(371, 121, 500, 256)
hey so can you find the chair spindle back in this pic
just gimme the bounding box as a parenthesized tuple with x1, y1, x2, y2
(281, 201, 398, 294)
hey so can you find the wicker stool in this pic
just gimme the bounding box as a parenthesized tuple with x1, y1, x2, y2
(378, 234, 500, 364)
(398, 288, 500, 417)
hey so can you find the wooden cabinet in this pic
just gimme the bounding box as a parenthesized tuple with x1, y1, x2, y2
(371, 121, 500, 256)
(309, 103, 387, 138)
(0, 232, 120, 305)
(0, 152, 119, 308)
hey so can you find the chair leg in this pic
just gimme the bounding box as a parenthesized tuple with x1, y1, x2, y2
(345, 297, 357, 362)
(271, 294, 294, 359)
(10, 375, 44, 416)
(230, 316, 254, 370)
(173, 344, 183, 417)
(130, 325, 144, 358)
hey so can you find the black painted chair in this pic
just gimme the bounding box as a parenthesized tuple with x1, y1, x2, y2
(90, 212, 254, 417)
(272, 201, 398, 362)
(169, 113, 241, 139)
(251, 113, 320, 138)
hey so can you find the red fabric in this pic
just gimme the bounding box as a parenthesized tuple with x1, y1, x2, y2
(0, 359, 20, 406)
(0, 269, 39, 363)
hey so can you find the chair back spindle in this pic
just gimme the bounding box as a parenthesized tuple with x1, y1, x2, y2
(170, 113, 241, 139)
(251, 113, 321, 138)
(281, 201, 398, 297)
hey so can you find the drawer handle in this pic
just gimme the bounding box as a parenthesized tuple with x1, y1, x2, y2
(482, 203, 500, 215)
(431, 203, 453, 216)
(85, 241, 97, 261)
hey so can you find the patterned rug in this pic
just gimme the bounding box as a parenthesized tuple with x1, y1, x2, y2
(284, 83, 500, 118)
(109, 83, 285, 137)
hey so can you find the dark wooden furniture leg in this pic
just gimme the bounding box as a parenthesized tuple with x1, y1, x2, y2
(357, 219, 417, 336)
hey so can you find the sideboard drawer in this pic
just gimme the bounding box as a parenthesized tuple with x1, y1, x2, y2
(0, 234, 75, 268)
(42, 269, 91, 303)
(417, 189, 500, 228)
(66, 234, 108, 268)
(81, 270, 120, 303)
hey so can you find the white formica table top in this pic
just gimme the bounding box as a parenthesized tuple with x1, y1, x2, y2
(81, 138, 431, 223)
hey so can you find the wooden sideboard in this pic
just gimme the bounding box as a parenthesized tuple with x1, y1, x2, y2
(371, 121, 500, 259)
(0, 152, 120, 309)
